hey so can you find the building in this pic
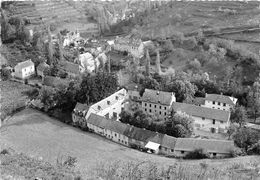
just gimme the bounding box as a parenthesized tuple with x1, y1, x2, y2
(113, 37, 145, 59)
(174, 138, 234, 158)
(72, 103, 89, 127)
(72, 88, 128, 124)
(14, 60, 35, 79)
(36, 62, 49, 77)
(202, 93, 237, 111)
(78, 52, 96, 73)
(59, 61, 84, 77)
(141, 89, 176, 120)
(63, 30, 81, 47)
(172, 102, 231, 133)
(124, 83, 142, 102)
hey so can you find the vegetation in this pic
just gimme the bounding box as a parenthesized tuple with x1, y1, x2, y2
(184, 148, 209, 159)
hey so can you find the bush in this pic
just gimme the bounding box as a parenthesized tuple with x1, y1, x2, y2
(0, 149, 10, 155)
(229, 147, 245, 157)
(0, 68, 11, 80)
(185, 148, 209, 159)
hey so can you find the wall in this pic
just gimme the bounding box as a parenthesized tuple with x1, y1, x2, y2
(174, 150, 230, 158)
(14, 65, 35, 79)
(142, 101, 170, 120)
(203, 100, 233, 111)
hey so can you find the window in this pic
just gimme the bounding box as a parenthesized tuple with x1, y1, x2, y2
(145, 103, 147, 106)
(213, 119, 215, 124)
(159, 111, 161, 115)
(107, 101, 111, 105)
(202, 117, 205, 120)
(213, 153, 217, 157)
(171, 149, 174, 152)
(181, 151, 184, 154)
(213, 101, 215, 105)
(113, 112, 117, 118)
(125, 142, 127, 145)
(223, 103, 226, 107)
(115, 96, 119, 100)
(145, 108, 147, 111)
(164, 107, 167, 110)
(98, 106, 101, 110)
(154, 105, 156, 108)
(149, 109, 151, 113)
(218, 102, 221, 105)
(220, 121, 223, 124)
(164, 147, 167, 151)
(115, 133, 117, 137)
(119, 139, 120, 142)
(160, 106, 161, 109)
(150, 104, 151, 107)
(164, 112, 167, 116)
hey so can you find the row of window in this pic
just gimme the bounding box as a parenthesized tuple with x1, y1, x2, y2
(144, 103, 167, 110)
(144, 108, 167, 116)
(201, 118, 223, 124)
(105, 134, 128, 145)
(212, 101, 226, 107)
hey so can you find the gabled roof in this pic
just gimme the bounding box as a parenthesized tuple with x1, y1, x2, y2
(142, 89, 174, 106)
(161, 134, 177, 149)
(175, 138, 234, 154)
(87, 113, 107, 129)
(15, 60, 34, 69)
(59, 61, 80, 75)
(171, 102, 230, 122)
(124, 126, 157, 142)
(205, 94, 237, 106)
(192, 97, 205, 106)
(74, 103, 89, 112)
(37, 62, 49, 72)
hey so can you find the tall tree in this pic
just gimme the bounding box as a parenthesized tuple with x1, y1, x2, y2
(145, 48, 151, 76)
(247, 75, 260, 122)
(57, 32, 64, 62)
(47, 26, 54, 65)
(155, 48, 161, 75)
(230, 106, 247, 127)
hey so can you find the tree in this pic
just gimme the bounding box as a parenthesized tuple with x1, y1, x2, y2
(57, 32, 64, 62)
(230, 106, 247, 127)
(1, 10, 15, 42)
(47, 26, 54, 65)
(145, 48, 151, 76)
(247, 75, 260, 122)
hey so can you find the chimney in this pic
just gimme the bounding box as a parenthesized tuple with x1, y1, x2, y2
(156, 91, 160, 95)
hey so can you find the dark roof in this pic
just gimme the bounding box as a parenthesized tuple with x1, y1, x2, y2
(124, 126, 157, 142)
(74, 103, 89, 112)
(43, 76, 70, 88)
(59, 61, 80, 75)
(171, 102, 230, 122)
(205, 94, 236, 106)
(192, 97, 205, 106)
(175, 138, 234, 154)
(124, 83, 142, 91)
(142, 89, 174, 106)
(37, 62, 49, 72)
(87, 113, 107, 129)
(161, 134, 177, 149)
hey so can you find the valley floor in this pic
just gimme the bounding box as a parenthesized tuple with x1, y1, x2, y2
(0, 108, 259, 178)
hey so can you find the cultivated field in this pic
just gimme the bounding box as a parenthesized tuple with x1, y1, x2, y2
(1, 108, 260, 179)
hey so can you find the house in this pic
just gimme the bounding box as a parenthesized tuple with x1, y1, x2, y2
(14, 60, 35, 79)
(59, 61, 84, 77)
(72, 103, 89, 127)
(202, 93, 237, 111)
(174, 138, 234, 158)
(72, 89, 128, 124)
(141, 89, 176, 120)
(113, 37, 145, 59)
(36, 62, 49, 77)
(124, 83, 142, 102)
(172, 102, 231, 133)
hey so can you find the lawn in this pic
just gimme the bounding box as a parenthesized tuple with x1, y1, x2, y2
(0, 81, 33, 120)
(1, 108, 260, 179)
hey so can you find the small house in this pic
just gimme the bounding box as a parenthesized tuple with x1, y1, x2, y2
(37, 62, 49, 77)
(14, 60, 35, 79)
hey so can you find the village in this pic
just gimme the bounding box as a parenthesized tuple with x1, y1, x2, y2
(1, 1, 260, 179)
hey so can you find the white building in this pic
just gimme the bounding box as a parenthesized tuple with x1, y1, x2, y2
(14, 60, 35, 79)
(141, 89, 176, 120)
(172, 102, 231, 133)
(202, 93, 237, 111)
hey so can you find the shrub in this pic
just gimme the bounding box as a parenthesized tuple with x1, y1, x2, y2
(229, 147, 245, 157)
(184, 148, 209, 159)
(0, 149, 10, 155)
(0, 68, 11, 80)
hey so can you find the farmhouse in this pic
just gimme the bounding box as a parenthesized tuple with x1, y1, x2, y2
(172, 102, 231, 133)
(202, 93, 237, 111)
(174, 138, 235, 158)
(141, 89, 176, 120)
(114, 36, 145, 59)
(14, 60, 35, 79)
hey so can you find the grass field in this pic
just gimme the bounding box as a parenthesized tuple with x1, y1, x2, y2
(0, 81, 33, 120)
(1, 108, 260, 179)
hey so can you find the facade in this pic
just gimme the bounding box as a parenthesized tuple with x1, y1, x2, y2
(202, 93, 237, 111)
(174, 138, 235, 158)
(125, 83, 142, 102)
(72, 88, 128, 124)
(172, 102, 231, 133)
(141, 89, 176, 120)
(36, 62, 49, 77)
(83, 113, 234, 158)
(113, 37, 145, 59)
(14, 60, 35, 79)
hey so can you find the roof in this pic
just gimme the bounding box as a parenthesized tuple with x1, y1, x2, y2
(115, 37, 142, 47)
(145, 141, 160, 151)
(175, 138, 234, 154)
(205, 94, 237, 106)
(89, 89, 127, 112)
(15, 60, 34, 69)
(246, 123, 260, 131)
(43, 76, 70, 88)
(142, 89, 174, 106)
(124, 126, 157, 142)
(192, 97, 205, 106)
(74, 103, 89, 112)
(124, 83, 142, 91)
(37, 62, 49, 72)
(59, 61, 80, 75)
(161, 134, 177, 149)
(87, 113, 107, 129)
(171, 102, 230, 122)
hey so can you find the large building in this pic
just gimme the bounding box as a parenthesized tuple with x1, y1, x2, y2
(141, 89, 176, 120)
(113, 37, 145, 59)
(72, 88, 128, 124)
(85, 113, 234, 158)
(14, 60, 35, 79)
(172, 102, 231, 133)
